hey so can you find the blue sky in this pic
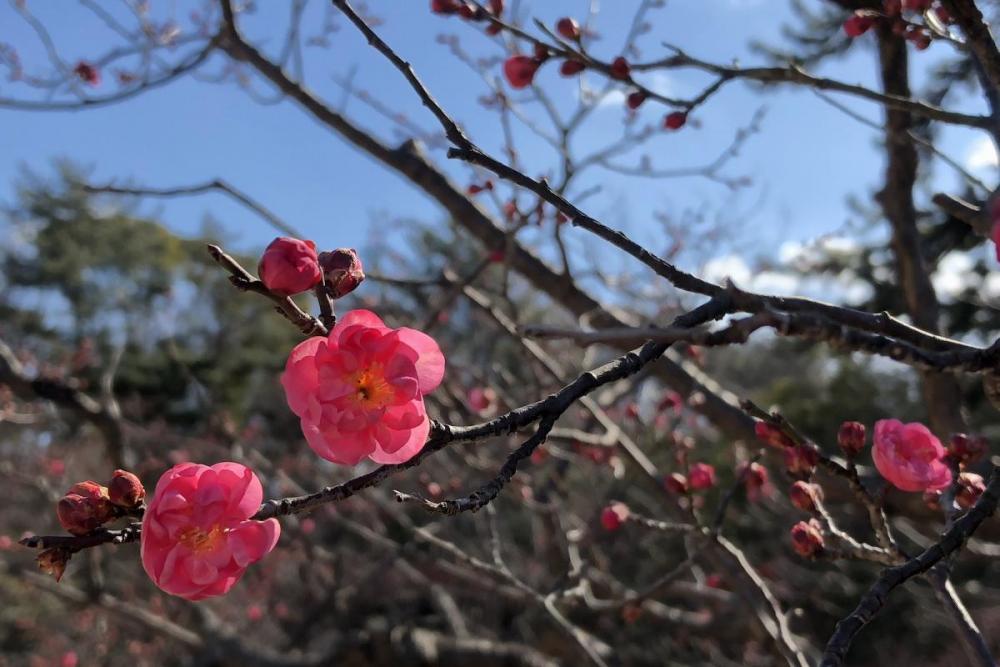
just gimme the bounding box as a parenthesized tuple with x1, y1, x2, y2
(1, 1, 995, 281)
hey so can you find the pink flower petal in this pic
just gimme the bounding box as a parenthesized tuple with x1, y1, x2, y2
(397, 328, 445, 394)
(370, 416, 430, 464)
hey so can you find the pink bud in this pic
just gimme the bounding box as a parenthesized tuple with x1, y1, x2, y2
(73, 61, 101, 86)
(664, 472, 689, 495)
(467, 386, 497, 414)
(743, 462, 772, 502)
(258, 237, 322, 296)
(956, 472, 986, 510)
(318, 248, 365, 299)
(664, 111, 687, 130)
(108, 469, 145, 509)
(560, 59, 586, 76)
(609, 56, 631, 80)
(790, 519, 824, 558)
(789, 480, 823, 512)
(843, 12, 875, 37)
(948, 433, 988, 465)
(57, 481, 115, 535)
(556, 17, 581, 40)
(688, 463, 716, 491)
(837, 421, 866, 458)
(503, 55, 540, 89)
(247, 604, 264, 622)
(600, 502, 629, 531)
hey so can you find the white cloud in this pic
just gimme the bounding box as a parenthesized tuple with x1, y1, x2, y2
(702, 254, 751, 286)
(932, 250, 976, 301)
(966, 136, 998, 171)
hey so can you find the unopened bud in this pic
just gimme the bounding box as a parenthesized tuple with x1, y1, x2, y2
(948, 433, 988, 466)
(790, 519, 824, 558)
(108, 469, 145, 509)
(837, 421, 866, 458)
(57, 481, 114, 535)
(956, 472, 986, 510)
(789, 480, 823, 512)
(318, 248, 365, 299)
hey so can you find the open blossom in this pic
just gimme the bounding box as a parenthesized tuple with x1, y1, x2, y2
(281, 310, 445, 465)
(872, 419, 952, 492)
(141, 462, 280, 601)
(258, 237, 322, 296)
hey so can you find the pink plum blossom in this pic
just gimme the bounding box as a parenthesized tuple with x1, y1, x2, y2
(141, 462, 280, 601)
(281, 310, 445, 465)
(872, 419, 952, 492)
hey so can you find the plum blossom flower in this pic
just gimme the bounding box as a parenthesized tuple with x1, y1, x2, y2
(281, 310, 445, 465)
(141, 462, 280, 601)
(872, 419, 952, 492)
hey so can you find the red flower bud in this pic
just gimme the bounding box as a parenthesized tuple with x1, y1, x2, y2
(626, 90, 648, 110)
(837, 421, 866, 458)
(108, 469, 145, 509)
(600, 502, 629, 531)
(556, 17, 581, 40)
(57, 481, 115, 535)
(488, 0, 503, 15)
(784, 445, 819, 479)
(688, 462, 716, 491)
(485, 23, 502, 35)
(457, 2, 477, 19)
(533, 43, 551, 63)
(956, 472, 986, 510)
(905, 26, 931, 50)
(560, 59, 586, 76)
(318, 248, 365, 299)
(743, 462, 772, 502)
(843, 12, 875, 37)
(790, 519, 824, 558)
(903, 0, 931, 10)
(73, 61, 101, 86)
(934, 5, 953, 23)
(431, 0, 459, 14)
(258, 237, 322, 296)
(948, 433, 988, 465)
(789, 480, 823, 512)
(609, 56, 631, 80)
(664, 111, 687, 130)
(664, 472, 688, 495)
(503, 55, 540, 89)
(754, 420, 793, 449)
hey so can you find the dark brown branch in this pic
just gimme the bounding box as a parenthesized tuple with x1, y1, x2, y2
(820, 465, 1000, 667)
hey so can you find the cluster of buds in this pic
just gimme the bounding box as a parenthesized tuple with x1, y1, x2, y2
(843, 1, 951, 50)
(790, 518, 825, 558)
(258, 237, 365, 300)
(56, 470, 144, 536)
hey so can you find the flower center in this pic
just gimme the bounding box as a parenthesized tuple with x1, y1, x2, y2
(177, 524, 225, 553)
(350, 364, 393, 409)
